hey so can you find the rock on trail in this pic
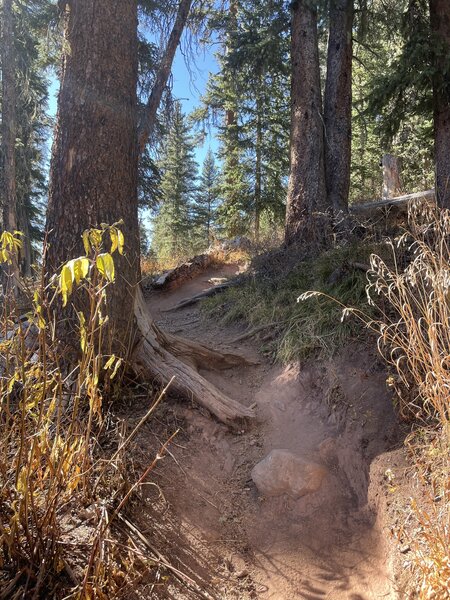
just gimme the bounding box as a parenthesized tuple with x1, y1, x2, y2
(251, 449, 327, 498)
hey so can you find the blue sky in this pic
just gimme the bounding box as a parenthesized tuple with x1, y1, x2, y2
(170, 37, 220, 165)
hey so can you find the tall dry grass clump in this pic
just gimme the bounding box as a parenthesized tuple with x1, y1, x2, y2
(0, 227, 170, 599)
(298, 208, 449, 597)
(365, 208, 449, 598)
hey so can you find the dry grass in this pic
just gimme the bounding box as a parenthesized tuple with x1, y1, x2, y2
(0, 229, 172, 599)
(363, 208, 449, 598)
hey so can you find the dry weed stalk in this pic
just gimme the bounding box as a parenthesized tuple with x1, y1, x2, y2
(358, 208, 449, 598)
(0, 228, 173, 599)
(363, 209, 449, 598)
(299, 209, 449, 597)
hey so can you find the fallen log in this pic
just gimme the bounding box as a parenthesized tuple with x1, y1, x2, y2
(350, 189, 435, 216)
(152, 253, 214, 290)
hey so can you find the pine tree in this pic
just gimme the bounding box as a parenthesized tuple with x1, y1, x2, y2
(0, 0, 52, 279)
(324, 0, 354, 227)
(429, 0, 450, 207)
(1, 0, 20, 291)
(193, 148, 221, 248)
(45, 0, 251, 424)
(198, 0, 290, 240)
(152, 102, 198, 263)
(285, 0, 329, 248)
(361, 0, 435, 199)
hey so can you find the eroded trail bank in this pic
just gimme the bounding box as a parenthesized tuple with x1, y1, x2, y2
(129, 264, 400, 599)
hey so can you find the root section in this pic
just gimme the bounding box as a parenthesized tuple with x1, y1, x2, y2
(132, 287, 255, 425)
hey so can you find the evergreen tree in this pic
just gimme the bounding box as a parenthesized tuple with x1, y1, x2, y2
(193, 148, 221, 248)
(152, 102, 198, 263)
(285, 0, 328, 248)
(197, 0, 290, 240)
(0, 0, 52, 278)
(358, 0, 435, 200)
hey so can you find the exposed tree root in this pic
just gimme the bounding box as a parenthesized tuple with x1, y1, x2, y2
(158, 329, 258, 370)
(132, 287, 255, 425)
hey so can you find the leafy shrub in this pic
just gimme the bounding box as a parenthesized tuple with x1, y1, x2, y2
(0, 226, 163, 598)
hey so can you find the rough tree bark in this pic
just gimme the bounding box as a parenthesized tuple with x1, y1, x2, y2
(1, 0, 21, 293)
(46, 0, 140, 352)
(381, 154, 403, 199)
(45, 0, 253, 425)
(138, 0, 193, 153)
(285, 0, 329, 248)
(429, 0, 450, 209)
(324, 0, 353, 229)
(254, 93, 263, 244)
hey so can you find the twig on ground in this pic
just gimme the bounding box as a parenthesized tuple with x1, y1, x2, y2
(118, 514, 216, 600)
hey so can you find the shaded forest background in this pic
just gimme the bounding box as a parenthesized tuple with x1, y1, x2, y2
(0, 0, 442, 269)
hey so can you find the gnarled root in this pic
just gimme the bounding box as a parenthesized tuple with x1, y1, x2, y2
(132, 287, 255, 425)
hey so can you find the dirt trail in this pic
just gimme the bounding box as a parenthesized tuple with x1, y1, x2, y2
(131, 264, 399, 599)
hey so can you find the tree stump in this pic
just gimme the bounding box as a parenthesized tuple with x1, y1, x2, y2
(381, 154, 403, 199)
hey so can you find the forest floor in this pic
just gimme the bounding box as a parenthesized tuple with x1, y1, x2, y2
(123, 263, 405, 599)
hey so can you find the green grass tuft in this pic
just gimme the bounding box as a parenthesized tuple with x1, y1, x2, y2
(204, 242, 388, 362)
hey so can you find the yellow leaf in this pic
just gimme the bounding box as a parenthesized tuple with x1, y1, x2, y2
(110, 229, 118, 254)
(8, 372, 19, 393)
(89, 228, 103, 250)
(60, 264, 73, 307)
(69, 257, 89, 284)
(104, 354, 116, 370)
(96, 253, 115, 282)
(82, 230, 91, 255)
(110, 357, 123, 379)
(16, 467, 27, 495)
(117, 229, 124, 255)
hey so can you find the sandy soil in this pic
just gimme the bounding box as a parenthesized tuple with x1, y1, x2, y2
(126, 264, 401, 599)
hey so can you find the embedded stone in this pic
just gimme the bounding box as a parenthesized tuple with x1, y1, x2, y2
(251, 449, 327, 498)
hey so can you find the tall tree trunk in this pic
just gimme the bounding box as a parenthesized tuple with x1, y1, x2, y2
(45, 0, 252, 425)
(46, 0, 140, 351)
(254, 97, 262, 244)
(138, 0, 192, 153)
(16, 126, 33, 277)
(324, 0, 353, 229)
(429, 0, 450, 208)
(285, 0, 329, 248)
(222, 0, 242, 237)
(1, 0, 21, 293)
(17, 199, 32, 277)
(207, 197, 211, 246)
(225, 0, 238, 131)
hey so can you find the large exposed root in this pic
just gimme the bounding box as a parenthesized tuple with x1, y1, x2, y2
(132, 287, 256, 425)
(156, 327, 257, 370)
